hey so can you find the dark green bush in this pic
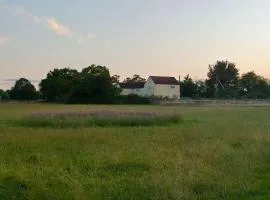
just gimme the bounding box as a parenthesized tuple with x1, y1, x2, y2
(120, 94, 150, 104)
(0, 89, 10, 100)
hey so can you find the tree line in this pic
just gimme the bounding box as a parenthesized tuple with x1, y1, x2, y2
(1, 60, 270, 103)
(181, 60, 270, 99)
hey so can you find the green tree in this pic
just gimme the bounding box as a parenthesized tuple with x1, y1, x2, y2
(111, 75, 120, 85)
(0, 89, 10, 100)
(180, 75, 197, 98)
(70, 65, 120, 103)
(40, 65, 120, 104)
(206, 60, 239, 98)
(239, 71, 270, 98)
(9, 78, 37, 100)
(194, 80, 208, 98)
(39, 68, 80, 102)
(123, 74, 146, 83)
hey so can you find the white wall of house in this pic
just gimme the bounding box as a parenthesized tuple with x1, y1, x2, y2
(143, 77, 180, 99)
(121, 88, 144, 96)
(154, 84, 180, 100)
(143, 78, 155, 96)
(120, 77, 180, 99)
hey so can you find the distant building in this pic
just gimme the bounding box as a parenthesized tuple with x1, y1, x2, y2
(144, 76, 180, 100)
(119, 76, 180, 100)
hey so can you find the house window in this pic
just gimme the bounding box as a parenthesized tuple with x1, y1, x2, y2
(170, 85, 175, 89)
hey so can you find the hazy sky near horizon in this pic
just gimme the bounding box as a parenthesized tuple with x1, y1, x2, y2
(1, 0, 270, 89)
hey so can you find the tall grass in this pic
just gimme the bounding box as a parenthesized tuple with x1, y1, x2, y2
(0, 104, 270, 199)
(13, 111, 182, 128)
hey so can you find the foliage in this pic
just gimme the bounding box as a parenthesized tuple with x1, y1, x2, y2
(40, 65, 121, 104)
(194, 80, 208, 98)
(39, 68, 80, 102)
(177, 60, 270, 99)
(180, 75, 197, 98)
(0, 89, 10, 100)
(180, 76, 209, 98)
(239, 71, 270, 99)
(206, 60, 239, 98)
(123, 74, 146, 83)
(120, 94, 150, 104)
(9, 78, 38, 100)
(70, 65, 121, 104)
(111, 75, 120, 85)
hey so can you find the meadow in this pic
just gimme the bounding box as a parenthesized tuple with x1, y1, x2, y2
(0, 103, 270, 200)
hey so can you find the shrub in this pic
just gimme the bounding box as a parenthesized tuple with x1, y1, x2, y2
(120, 94, 150, 104)
(0, 89, 10, 100)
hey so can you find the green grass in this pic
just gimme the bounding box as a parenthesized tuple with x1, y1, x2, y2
(0, 103, 270, 199)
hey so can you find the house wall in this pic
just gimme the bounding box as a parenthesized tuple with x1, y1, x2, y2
(120, 77, 180, 100)
(154, 84, 180, 100)
(121, 88, 144, 96)
(143, 78, 155, 96)
(144, 77, 180, 99)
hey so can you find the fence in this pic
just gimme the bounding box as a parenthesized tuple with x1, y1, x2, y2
(161, 99, 270, 107)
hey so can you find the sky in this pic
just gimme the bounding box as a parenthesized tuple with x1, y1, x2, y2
(1, 0, 270, 89)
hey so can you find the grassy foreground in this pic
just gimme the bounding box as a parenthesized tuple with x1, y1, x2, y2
(0, 104, 270, 200)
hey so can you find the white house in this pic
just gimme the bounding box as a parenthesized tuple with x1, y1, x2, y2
(144, 76, 180, 99)
(120, 76, 180, 100)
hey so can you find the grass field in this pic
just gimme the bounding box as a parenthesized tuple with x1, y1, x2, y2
(0, 103, 270, 200)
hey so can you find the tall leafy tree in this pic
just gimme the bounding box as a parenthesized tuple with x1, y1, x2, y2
(180, 75, 197, 98)
(206, 60, 239, 98)
(180, 76, 208, 98)
(70, 65, 120, 103)
(9, 78, 37, 100)
(194, 80, 208, 98)
(39, 68, 80, 102)
(239, 71, 270, 98)
(40, 65, 120, 103)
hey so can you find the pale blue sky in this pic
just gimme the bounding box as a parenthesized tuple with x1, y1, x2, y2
(1, 0, 270, 89)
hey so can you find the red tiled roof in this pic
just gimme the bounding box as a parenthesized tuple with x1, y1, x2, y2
(149, 76, 179, 85)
